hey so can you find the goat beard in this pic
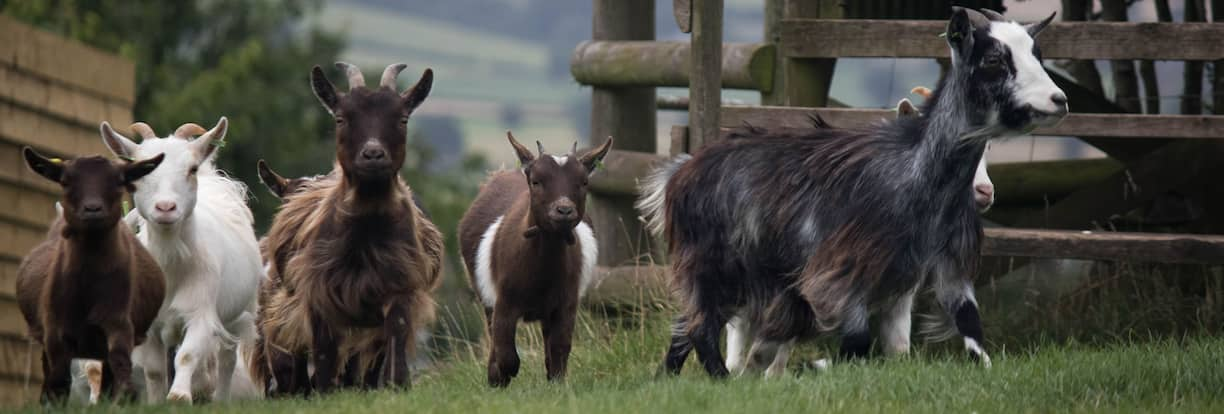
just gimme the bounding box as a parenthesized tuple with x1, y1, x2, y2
(521, 226, 577, 245)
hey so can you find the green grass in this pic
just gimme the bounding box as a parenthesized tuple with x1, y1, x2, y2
(20, 303, 1224, 414)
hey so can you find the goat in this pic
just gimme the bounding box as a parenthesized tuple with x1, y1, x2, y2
(17, 147, 166, 403)
(722, 95, 999, 376)
(251, 63, 444, 394)
(458, 132, 611, 387)
(101, 118, 263, 403)
(638, 8, 1066, 378)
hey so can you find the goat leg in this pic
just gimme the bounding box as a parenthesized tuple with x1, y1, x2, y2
(382, 301, 412, 389)
(657, 315, 694, 377)
(102, 319, 137, 402)
(837, 299, 872, 360)
(40, 340, 71, 405)
(487, 304, 521, 387)
(542, 304, 576, 382)
(309, 315, 340, 393)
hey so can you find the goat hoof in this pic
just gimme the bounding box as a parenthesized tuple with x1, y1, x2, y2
(166, 391, 193, 404)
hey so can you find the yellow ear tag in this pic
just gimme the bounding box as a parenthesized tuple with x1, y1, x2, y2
(50, 158, 63, 164)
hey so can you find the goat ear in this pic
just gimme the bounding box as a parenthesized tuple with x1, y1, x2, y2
(122, 153, 164, 184)
(23, 147, 65, 183)
(896, 99, 918, 119)
(579, 136, 613, 175)
(191, 117, 228, 160)
(257, 159, 290, 198)
(99, 122, 140, 159)
(402, 68, 433, 113)
(506, 131, 535, 167)
(1025, 11, 1056, 38)
(946, 7, 982, 57)
(311, 65, 340, 114)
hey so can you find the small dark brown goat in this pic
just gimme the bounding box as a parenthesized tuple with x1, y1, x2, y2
(458, 132, 611, 387)
(16, 146, 166, 403)
(251, 62, 444, 395)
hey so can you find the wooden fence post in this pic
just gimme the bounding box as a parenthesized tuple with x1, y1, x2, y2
(589, 0, 656, 266)
(761, 0, 840, 107)
(688, 0, 723, 149)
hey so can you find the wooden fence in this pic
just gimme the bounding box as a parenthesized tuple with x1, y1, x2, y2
(0, 15, 135, 406)
(572, 0, 1224, 298)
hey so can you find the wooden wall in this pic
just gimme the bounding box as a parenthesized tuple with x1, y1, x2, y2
(0, 15, 134, 406)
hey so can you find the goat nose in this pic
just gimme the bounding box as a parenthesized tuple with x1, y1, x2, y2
(82, 203, 103, 213)
(361, 148, 386, 161)
(555, 205, 574, 216)
(1050, 92, 1068, 107)
(155, 201, 177, 212)
(975, 183, 994, 197)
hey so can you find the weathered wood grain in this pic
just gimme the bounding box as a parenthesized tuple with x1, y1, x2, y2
(782, 20, 1224, 61)
(983, 228, 1224, 264)
(720, 106, 1224, 139)
(571, 41, 773, 91)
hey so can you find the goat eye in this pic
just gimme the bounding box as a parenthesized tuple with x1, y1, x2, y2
(335, 117, 346, 126)
(400, 117, 409, 125)
(531, 180, 541, 187)
(188, 166, 199, 176)
(982, 55, 1002, 67)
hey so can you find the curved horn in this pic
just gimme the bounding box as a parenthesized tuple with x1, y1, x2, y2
(536, 141, 547, 155)
(129, 122, 157, 139)
(380, 63, 408, 89)
(1026, 11, 1057, 37)
(174, 123, 207, 138)
(334, 61, 365, 91)
(980, 8, 1006, 22)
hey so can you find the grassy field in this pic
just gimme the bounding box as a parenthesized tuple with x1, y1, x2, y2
(17, 302, 1223, 414)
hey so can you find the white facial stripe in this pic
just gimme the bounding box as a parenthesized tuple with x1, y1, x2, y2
(551, 155, 569, 166)
(474, 216, 503, 307)
(989, 22, 1064, 114)
(575, 221, 598, 298)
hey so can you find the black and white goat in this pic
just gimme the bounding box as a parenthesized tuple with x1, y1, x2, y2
(638, 8, 1065, 377)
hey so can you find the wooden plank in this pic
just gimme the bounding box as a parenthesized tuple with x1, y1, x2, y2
(0, 336, 38, 380)
(781, 20, 1224, 61)
(0, 102, 110, 156)
(688, 0, 723, 150)
(983, 228, 1224, 264)
(720, 106, 1224, 139)
(0, 260, 19, 299)
(570, 41, 773, 91)
(0, 221, 46, 263)
(0, 141, 61, 197)
(586, 265, 670, 305)
(589, 0, 656, 267)
(0, 15, 135, 104)
(0, 299, 28, 339)
(0, 66, 132, 130)
(0, 182, 56, 230)
(589, 150, 666, 197)
(673, 0, 692, 33)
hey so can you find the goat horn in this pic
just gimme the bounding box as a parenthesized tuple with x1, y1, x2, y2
(910, 86, 932, 99)
(570, 141, 578, 155)
(980, 8, 1006, 21)
(536, 141, 547, 155)
(335, 62, 365, 91)
(129, 122, 157, 139)
(174, 123, 207, 138)
(380, 63, 407, 89)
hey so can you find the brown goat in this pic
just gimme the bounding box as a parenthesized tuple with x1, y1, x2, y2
(458, 132, 611, 387)
(16, 147, 166, 403)
(251, 63, 444, 395)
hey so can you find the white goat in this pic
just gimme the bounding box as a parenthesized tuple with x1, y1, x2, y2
(101, 118, 262, 403)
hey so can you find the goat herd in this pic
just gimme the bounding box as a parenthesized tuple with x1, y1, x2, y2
(14, 8, 1067, 406)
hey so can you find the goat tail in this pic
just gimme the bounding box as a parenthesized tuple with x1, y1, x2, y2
(246, 332, 271, 393)
(635, 153, 692, 237)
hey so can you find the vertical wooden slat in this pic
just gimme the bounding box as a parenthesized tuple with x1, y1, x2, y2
(589, 0, 656, 266)
(688, 0, 723, 150)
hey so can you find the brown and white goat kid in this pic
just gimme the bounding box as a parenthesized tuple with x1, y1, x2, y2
(252, 63, 444, 394)
(458, 132, 611, 387)
(17, 147, 166, 403)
